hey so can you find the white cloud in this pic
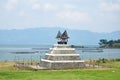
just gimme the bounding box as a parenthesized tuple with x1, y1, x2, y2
(31, 2, 57, 11)
(118, 0, 120, 3)
(19, 11, 26, 16)
(30, 0, 41, 10)
(29, 0, 39, 4)
(43, 3, 57, 11)
(63, 4, 76, 9)
(56, 11, 91, 22)
(100, 2, 120, 11)
(32, 3, 41, 10)
(5, 0, 18, 11)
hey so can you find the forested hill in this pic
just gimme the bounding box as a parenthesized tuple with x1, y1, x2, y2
(0, 27, 120, 45)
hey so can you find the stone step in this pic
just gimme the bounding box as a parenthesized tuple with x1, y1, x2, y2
(51, 50, 76, 54)
(44, 55, 81, 60)
(41, 59, 84, 63)
(45, 53, 80, 56)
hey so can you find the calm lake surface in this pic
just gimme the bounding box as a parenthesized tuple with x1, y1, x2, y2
(0, 45, 120, 61)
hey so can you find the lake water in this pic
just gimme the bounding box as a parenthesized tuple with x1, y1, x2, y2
(0, 45, 120, 61)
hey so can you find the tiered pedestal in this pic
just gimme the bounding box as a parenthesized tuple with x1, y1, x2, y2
(40, 44, 85, 69)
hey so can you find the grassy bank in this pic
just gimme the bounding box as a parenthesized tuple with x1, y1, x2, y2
(0, 61, 120, 80)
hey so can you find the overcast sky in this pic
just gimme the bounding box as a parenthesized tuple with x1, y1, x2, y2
(0, 0, 120, 32)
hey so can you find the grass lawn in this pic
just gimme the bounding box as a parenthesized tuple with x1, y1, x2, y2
(0, 62, 120, 80)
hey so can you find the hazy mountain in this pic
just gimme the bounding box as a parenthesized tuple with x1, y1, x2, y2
(0, 27, 120, 45)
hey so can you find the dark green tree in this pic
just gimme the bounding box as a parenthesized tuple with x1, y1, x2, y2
(99, 39, 120, 48)
(108, 40, 114, 47)
(99, 39, 107, 45)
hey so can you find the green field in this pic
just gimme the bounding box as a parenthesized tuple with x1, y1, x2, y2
(0, 61, 120, 80)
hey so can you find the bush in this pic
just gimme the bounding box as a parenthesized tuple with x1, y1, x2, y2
(115, 58, 120, 61)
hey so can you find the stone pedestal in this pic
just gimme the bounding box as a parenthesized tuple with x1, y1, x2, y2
(40, 44, 85, 69)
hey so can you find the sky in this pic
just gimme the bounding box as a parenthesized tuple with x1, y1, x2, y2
(0, 0, 120, 33)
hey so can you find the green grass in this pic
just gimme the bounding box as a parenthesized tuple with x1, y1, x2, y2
(0, 61, 120, 80)
(0, 69, 120, 80)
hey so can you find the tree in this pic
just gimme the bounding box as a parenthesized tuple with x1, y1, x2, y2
(99, 39, 120, 48)
(108, 40, 114, 47)
(99, 39, 107, 46)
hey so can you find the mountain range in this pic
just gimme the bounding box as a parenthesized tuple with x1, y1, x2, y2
(0, 27, 120, 45)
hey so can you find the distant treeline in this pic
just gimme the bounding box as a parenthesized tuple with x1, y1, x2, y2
(99, 39, 120, 48)
(71, 45, 84, 48)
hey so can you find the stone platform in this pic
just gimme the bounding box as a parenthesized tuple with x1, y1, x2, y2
(40, 44, 85, 69)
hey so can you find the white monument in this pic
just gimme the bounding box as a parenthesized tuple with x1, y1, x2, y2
(40, 30, 85, 69)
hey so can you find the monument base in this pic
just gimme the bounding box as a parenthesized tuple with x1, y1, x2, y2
(40, 59, 85, 69)
(40, 44, 85, 69)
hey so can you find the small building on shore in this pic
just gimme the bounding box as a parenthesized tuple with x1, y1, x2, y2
(40, 30, 85, 69)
